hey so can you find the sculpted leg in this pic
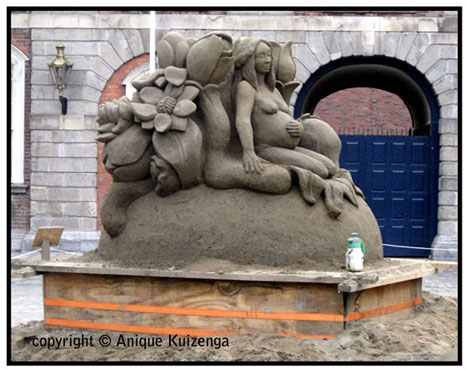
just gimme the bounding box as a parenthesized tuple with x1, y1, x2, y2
(100, 178, 154, 237)
(294, 146, 337, 177)
(257, 146, 329, 179)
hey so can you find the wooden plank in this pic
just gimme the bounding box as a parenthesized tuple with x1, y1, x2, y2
(11, 267, 38, 278)
(345, 279, 422, 322)
(44, 272, 344, 337)
(338, 261, 435, 292)
(14, 258, 434, 285)
(429, 261, 458, 271)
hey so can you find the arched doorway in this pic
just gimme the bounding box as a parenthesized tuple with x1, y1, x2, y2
(295, 56, 440, 257)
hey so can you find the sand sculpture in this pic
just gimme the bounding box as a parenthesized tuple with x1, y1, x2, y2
(95, 31, 383, 268)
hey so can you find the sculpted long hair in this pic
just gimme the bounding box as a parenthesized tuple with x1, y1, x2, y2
(237, 39, 276, 91)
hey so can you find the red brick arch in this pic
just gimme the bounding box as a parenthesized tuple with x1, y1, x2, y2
(97, 53, 149, 230)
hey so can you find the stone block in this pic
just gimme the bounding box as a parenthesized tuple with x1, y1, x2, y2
(322, 32, 342, 61)
(439, 162, 457, 176)
(31, 55, 54, 71)
(440, 133, 458, 147)
(294, 60, 311, 84)
(438, 206, 458, 220)
(336, 31, 353, 57)
(31, 70, 54, 85)
(31, 85, 57, 100)
(350, 32, 363, 56)
(84, 116, 101, 130)
(438, 221, 457, 236)
(31, 186, 97, 202)
(439, 191, 458, 206)
(68, 71, 107, 92)
(306, 16, 333, 31)
(65, 85, 102, 104)
(434, 75, 458, 95)
(67, 101, 99, 117)
(439, 119, 458, 134)
(373, 32, 386, 56)
(362, 31, 375, 56)
(417, 18, 438, 32)
(31, 130, 97, 143)
(122, 29, 145, 57)
(383, 33, 400, 58)
(416, 45, 458, 74)
(430, 33, 458, 44)
(395, 32, 416, 61)
(31, 143, 98, 158)
(405, 33, 430, 66)
(88, 56, 115, 80)
(439, 16, 458, 33)
(30, 115, 60, 130)
(57, 115, 85, 130)
(32, 157, 98, 173)
(67, 202, 97, 217)
(437, 89, 458, 107)
(31, 216, 96, 232)
(100, 29, 136, 63)
(440, 105, 458, 119)
(305, 32, 331, 65)
(98, 41, 123, 71)
(440, 176, 458, 191)
(31, 100, 61, 115)
(72, 41, 99, 56)
(139, 29, 150, 53)
(292, 43, 320, 74)
(32, 28, 99, 41)
(31, 172, 97, 187)
(440, 146, 458, 161)
(29, 14, 55, 28)
(11, 13, 30, 28)
(431, 235, 457, 261)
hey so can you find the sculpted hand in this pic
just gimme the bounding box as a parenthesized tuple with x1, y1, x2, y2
(243, 152, 267, 174)
(286, 121, 303, 138)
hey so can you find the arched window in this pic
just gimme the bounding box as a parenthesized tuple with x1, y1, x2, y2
(11, 45, 28, 185)
(122, 63, 150, 100)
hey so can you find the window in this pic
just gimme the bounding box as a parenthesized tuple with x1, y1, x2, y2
(11, 45, 28, 185)
(122, 63, 150, 100)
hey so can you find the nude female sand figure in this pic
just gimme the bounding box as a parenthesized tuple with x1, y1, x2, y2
(234, 39, 337, 179)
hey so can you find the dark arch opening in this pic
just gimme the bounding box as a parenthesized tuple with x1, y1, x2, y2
(294, 56, 439, 136)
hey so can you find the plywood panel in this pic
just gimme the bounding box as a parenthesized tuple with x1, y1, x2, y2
(44, 273, 344, 337)
(345, 278, 422, 321)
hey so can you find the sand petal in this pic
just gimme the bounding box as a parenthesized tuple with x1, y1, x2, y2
(178, 85, 200, 101)
(173, 99, 197, 117)
(154, 113, 173, 133)
(140, 86, 164, 105)
(164, 66, 187, 87)
(171, 116, 188, 132)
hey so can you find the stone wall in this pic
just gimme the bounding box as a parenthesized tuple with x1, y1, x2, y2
(11, 11, 458, 258)
(12, 12, 149, 250)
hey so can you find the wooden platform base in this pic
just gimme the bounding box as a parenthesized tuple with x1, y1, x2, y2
(16, 259, 436, 339)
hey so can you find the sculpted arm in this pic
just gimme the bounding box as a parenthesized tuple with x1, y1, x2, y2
(235, 81, 266, 174)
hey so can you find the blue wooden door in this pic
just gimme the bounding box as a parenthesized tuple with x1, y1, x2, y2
(340, 135, 438, 257)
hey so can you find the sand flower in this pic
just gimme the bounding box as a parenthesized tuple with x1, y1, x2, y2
(130, 66, 201, 133)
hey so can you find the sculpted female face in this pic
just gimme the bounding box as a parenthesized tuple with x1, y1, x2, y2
(255, 42, 272, 74)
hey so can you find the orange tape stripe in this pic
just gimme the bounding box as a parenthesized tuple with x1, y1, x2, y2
(46, 318, 235, 337)
(45, 298, 344, 322)
(46, 318, 335, 339)
(346, 298, 423, 322)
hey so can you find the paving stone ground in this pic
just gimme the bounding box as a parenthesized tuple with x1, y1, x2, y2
(10, 252, 459, 327)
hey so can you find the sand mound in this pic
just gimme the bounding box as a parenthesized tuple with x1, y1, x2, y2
(11, 292, 457, 362)
(96, 185, 383, 269)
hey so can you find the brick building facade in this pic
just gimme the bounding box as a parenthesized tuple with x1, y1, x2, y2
(9, 10, 458, 259)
